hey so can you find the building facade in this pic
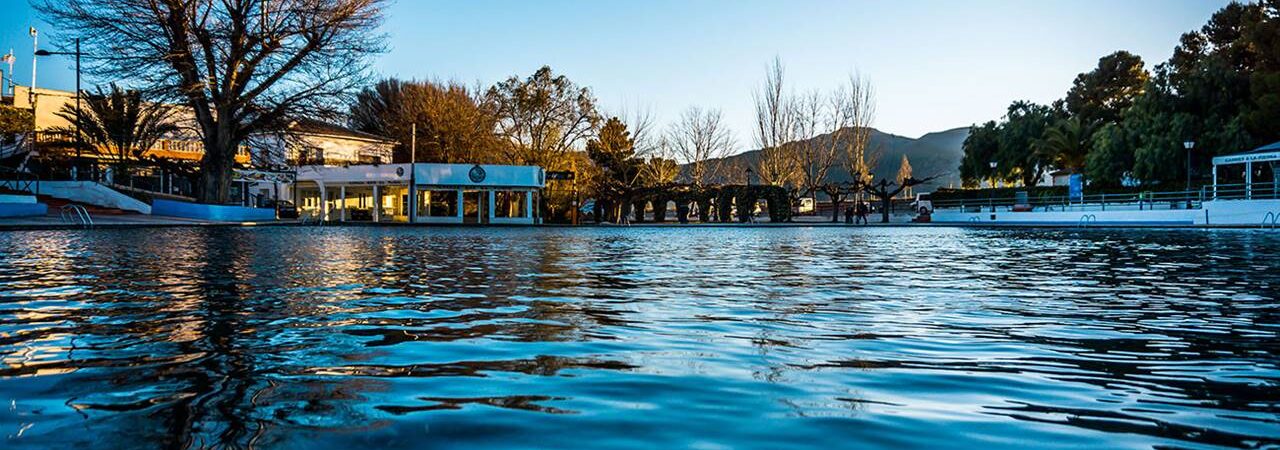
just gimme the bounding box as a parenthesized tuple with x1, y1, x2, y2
(290, 163, 544, 225)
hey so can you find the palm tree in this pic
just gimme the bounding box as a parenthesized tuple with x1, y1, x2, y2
(1035, 118, 1094, 173)
(51, 84, 178, 184)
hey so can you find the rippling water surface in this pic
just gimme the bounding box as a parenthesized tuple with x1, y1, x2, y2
(0, 227, 1277, 449)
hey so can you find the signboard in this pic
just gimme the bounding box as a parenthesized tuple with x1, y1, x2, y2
(1068, 173, 1083, 203)
(234, 169, 296, 184)
(546, 171, 575, 181)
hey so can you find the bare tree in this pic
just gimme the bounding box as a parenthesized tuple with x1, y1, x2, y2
(639, 136, 680, 187)
(792, 87, 853, 201)
(668, 106, 734, 187)
(37, 0, 389, 203)
(753, 57, 799, 188)
(840, 73, 877, 201)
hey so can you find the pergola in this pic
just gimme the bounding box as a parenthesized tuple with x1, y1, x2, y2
(1211, 141, 1280, 200)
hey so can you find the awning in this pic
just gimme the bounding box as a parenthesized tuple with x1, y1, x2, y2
(1212, 141, 1280, 165)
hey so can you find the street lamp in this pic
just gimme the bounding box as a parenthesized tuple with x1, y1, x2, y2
(35, 38, 84, 179)
(988, 161, 998, 188)
(1183, 141, 1195, 191)
(745, 167, 754, 186)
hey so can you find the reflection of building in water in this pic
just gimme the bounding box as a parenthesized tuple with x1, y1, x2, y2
(290, 163, 545, 225)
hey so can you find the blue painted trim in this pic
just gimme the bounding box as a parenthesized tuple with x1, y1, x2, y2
(0, 202, 49, 218)
(152, 199, 276, 222)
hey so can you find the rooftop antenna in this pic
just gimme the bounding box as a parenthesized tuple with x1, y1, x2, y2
(1, 49, 14, 97)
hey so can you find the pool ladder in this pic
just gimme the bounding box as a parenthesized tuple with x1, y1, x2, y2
(1077, 214, 1097, 228)
(1263, 212, 1279, 230)
(60, 204, 93, 228)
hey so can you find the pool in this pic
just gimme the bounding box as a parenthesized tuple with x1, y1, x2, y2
(0, 226, 1277, 449)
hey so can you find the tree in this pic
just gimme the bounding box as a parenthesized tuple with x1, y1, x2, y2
(668, 106, 734, 187)
(50, 84, 179, 184)
(997, 101, 1059, 186)
(753, 57, 799, 188)
(350, 78, 500, 164)
(1036, 118, 1094, 173)
(486, 66, 599, 169)
(1065, 51, 1149, 127)
(959, 121, 1001, 187)
(586, 117, 642, 221)
(38, 0, 389, 203)
(896, 155, 913, 198)
(864, 175, 936, 223)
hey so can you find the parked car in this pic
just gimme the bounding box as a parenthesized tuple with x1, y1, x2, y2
(911, 193, 933, 215)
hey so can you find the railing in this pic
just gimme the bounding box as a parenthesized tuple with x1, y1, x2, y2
(31, 132, 252, 158)
(1212, 182, 1280, 201)
(0, 166, 39, 194)
(60, 204, 93, 228)
(931, 187, 1210, 213)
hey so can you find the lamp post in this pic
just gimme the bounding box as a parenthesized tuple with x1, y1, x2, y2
(35, 38, 83, 179)
(1183, 141, 1195, 192)
(988, 161, 998, 188)
(745, 167, 754, 186)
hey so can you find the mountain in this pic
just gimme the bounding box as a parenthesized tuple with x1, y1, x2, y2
(703, 126, 969, 191)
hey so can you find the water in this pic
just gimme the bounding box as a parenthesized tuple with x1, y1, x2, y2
(0, 226, 1277, 449)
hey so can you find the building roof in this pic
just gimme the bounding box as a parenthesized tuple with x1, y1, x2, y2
(1212, 140, 1280, 165)
(291, 119, 397, 144)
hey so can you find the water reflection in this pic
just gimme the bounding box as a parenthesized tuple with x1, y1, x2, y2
(0, 227, 1277, 449)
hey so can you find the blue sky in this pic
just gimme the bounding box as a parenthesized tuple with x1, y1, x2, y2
(2, 0, 1229, 148)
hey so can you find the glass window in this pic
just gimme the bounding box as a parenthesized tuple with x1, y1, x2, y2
(418, 189, 458, 217)
(495, 191, 528, 218)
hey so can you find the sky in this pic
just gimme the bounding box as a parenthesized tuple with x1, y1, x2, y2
(1, 0, 1231, 150)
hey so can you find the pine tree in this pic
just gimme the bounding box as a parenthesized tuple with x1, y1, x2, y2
(896, 155, 914, 198)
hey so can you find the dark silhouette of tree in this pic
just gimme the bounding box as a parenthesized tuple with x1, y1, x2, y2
(36, 0, 388, 203)
(864, 175, 937, 223)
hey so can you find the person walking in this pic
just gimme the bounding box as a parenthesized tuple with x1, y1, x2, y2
(844, 205, 854, 224)
(855, 201, 869, 225)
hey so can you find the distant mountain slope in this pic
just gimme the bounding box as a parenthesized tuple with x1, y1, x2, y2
(702, 126, 969, 191)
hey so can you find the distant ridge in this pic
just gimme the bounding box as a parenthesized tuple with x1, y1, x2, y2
(702, 126, 969, 190)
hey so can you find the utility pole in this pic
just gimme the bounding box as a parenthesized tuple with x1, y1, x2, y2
(408, 123, 417, 223)
(1, 49, 14, 96)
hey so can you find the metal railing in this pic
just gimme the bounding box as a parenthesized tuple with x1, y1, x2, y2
(0, 167, 39, 194)
(931, 187, 1210, 213)
(60, 204, 93, 228)
(1211, 182, 1280, 201)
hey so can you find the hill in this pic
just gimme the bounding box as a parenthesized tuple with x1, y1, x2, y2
(703, 126, 969, 191)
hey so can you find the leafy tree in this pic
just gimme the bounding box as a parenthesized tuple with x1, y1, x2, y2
(50, 84, 179, 182)
(0, 105, 33, 144)
(997, 101, 1060, 186)
(1036, 118, 1094, 173)
(38, 0, 389, 204)
(486, 66, 600, 169)
(350, 78, 500, 163)
(1065, 51, 1149, 127)
(959, 121, 1001, 187)
(1085, 122, 1135, 187)
(586, 117, 642, 220)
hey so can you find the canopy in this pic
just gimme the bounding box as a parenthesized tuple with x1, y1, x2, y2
(1212, 141, 1280, 166)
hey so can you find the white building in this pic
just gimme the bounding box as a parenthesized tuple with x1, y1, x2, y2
(289, 163, 544, 225)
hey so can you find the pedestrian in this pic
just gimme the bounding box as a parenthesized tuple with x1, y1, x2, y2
(844, 205, 854, 224)
(855, 201, 869, 225)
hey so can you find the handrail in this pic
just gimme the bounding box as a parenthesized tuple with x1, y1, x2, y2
(1264, 212, 1279, 230)
(0, 166, 39, 195)
(59, 204, 93, 228)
